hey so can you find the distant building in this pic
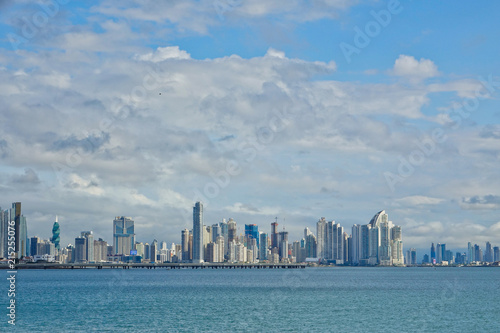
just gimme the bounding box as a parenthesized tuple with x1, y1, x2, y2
(192, 202, 204, 263)
(51, 216, 60, 251)
(113, 216, 135, 255)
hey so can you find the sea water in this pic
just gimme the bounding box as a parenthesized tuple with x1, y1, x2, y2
(1, 267, 499, 332)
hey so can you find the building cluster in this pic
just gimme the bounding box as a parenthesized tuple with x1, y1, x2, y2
(177, 204, 405, 266)
(411, 241, 500, 266)
(1, 201, 499, 267)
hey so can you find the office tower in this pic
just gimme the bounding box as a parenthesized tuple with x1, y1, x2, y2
(484, 242, 493, 263)
(206, 243, 216, 263)
(81, 231, 94, 262)
(227, 218, 237, 244)
(493, 247, 499, 262)
(135, 242, 144, 258)
(430, 243, 436, 263)
(359, 224, 371, 265)
(467, 242, 474, 264)
(150, 239, 158, 263)
(259, 232, 268, 261)
(94, 238, 108, 262)
(436, 243, 442, 263)
(280, 239, 288, 261)
(113, 216, 135, 255)
(192, 202, 204, 263)
(212, 224, 221, 243)
(271, 219, 279, 250)
(30, 236, 40, 257)
(351, 225, 360, 265)
(215, 236, 225, 262)
(474, 244, 482, 262)
(74, 237, 87, 262)
(391, 225, 404, 265)
(245, 224, 259, 247)
(51, 216, 60, 251)
(144, 243, 150, 260)
(422, 254, 429, 264)
(278, 230, 288, 259)
(219, 219, 228, 258)
(305, 233, 317, 259)
(181, 229, 190, 262)
(316, 217, 327, 259)
(10, 203, 28, 259)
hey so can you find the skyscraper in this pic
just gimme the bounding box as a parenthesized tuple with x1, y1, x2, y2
(316, 217, 327, 259)
(51, 216, 60, 251)
(181, 229, 190, 262)
(74, 237, 86, 263)
(245, 224, 259, 247)
(259, 232, 268, 261)
(430, 243, 436, 263)
(271, 219, 279, 250)
(113, 216, 135, 256)
(192, 202, 204, 263)
(81, 231, 94, 262)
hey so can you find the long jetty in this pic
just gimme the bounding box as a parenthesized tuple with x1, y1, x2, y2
(5, 262, 307, 270)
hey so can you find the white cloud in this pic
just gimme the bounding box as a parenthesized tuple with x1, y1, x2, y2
(396, 195, 445, 206)
(135, 46, 191, 62)
(392, 54, 439, 80)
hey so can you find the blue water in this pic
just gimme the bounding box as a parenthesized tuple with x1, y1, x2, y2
(1, 267, 499, 332)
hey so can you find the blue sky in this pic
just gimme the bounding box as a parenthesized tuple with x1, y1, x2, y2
(1, 0, 500, 254)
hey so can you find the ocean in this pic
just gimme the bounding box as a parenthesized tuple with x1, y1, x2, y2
(1, 267, 499, 332)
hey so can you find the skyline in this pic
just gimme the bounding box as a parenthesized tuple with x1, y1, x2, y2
(2, 200, 499, 263)
(1, 1, 500, 250)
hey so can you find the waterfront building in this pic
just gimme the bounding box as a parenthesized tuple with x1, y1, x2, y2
(245, 224, 259, 248)
(74, 237, 86, 262)
(113, 216, 135, 256)
(150, 239, 158, 263)
(430, 243, 436, 263)
(259, 232, 268, 261)
(51, 216, 60, 251)
(81, 231, 94, 262)
(181, 229, 190, 262)
(316, 217, 327, 259)
(484, 242, 493, 263)
(493, 246, 499, 262)
(192, 202, 204, 263)
(305, 233, 317, 259)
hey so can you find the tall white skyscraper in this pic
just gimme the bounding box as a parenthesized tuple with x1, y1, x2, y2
(192, 202, 204, 263)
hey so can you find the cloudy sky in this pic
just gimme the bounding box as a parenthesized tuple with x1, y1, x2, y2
(1, 0, 500, 253)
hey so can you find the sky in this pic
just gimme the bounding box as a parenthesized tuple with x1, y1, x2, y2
(1, 0, 500, 254)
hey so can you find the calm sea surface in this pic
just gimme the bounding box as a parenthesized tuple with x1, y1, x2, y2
(1, 267, 499, 332)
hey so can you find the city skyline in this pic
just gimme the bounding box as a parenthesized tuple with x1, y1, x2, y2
(1, 1, 500, 256)
(2, 200, 499, 265)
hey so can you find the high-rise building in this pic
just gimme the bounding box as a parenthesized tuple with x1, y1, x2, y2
(316, 217, 327, 259)
(484, 242, 493, 263)
(271, 219, 279, 250)
(181, 229, 190, 262)
(493, 246, 499, 262)
(227, 218, 237, 239)
(113, 216, 135, 256)
(192, 202, 204, 263)
(305, 233, 317, 259)
(94, 238, 108, 262)
(430, 243, 436, 263)
(51, 216, 60, 251)
(245, 224, 259, 248)
(30, 236, 40, 257)
(150, 239, 158, 263)
(259, 232, 268, 261)
(74, 237, 87, 262)
(81, 231, 94, 262)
